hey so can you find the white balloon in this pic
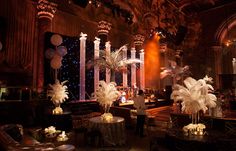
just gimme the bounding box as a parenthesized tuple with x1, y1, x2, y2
(45, 48, 55, 59)
(57, 46, 67, 57)
(0, 41, 2, 51)
(50, 34, 63, 46)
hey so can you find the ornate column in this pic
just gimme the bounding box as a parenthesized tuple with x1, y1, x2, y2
(212, 45, 222, 89)
(123, 46, 128, 87)
(97, 20, 111, 44)
(94, 37, 100, 92)
(139, 49, 145, 90)
(159, 43, 170, 88)
(131, 48, 137, 87)
(134, 34, 145, 89)
(36, 0, 57, 92)
(97, 20, 111, 82)
(233, 58, 236, 74)
(233, 58, 236, 96)
(105, 41, 111, 83)
(80, 33, 87, 101)
(159, 43, 167, 53)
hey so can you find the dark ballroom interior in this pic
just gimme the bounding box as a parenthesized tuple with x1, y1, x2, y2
(0, 0, 236, 150)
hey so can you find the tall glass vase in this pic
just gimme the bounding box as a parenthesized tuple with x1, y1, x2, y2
(110, 70, 116, 82)
(191, 112, 200, 124)
(104, 104, 111, 113)
(101, 104, 113, 122)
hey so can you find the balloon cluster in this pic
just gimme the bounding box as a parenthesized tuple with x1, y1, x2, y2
(45, 34, 67, 69)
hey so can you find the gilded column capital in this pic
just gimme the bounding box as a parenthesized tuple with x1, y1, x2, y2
(37, 0, 57, 20)
(80, 32, 87, 40)
(97, 20, 112, 35)
(94, 37, 101, 44)
(159, 43, 167, 53)
(139, 49, 144, 54)
(134, 34, 145, 46)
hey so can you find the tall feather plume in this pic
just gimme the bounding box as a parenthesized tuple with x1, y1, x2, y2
(47, 79, 69, 105)
(93, 81, 121, 112)
(90, 45, 142, 73)
(171, 76, 217, 114)
(160, 60, 190, 80)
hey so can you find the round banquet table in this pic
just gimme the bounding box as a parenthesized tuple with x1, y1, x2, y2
(89, 116, 126, 146)
(165, 128, 229, 151)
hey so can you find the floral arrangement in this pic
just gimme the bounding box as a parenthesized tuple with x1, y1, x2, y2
(183, 123, 206, 135)
(171, 75, 217, 135)
(44, 126, 57, 134)
(57, 131, 68, 142)
(47, 79, 69, 114)
(44, 126, 61, 138)
(100, 113, 114, 122)
(93, 81, 120, 120)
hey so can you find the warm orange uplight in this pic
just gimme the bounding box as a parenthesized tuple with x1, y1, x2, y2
(225, 40, 232, 47)
(144, 35, 160, 89)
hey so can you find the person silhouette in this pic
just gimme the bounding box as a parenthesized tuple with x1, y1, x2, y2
(133, 90, 146, 137)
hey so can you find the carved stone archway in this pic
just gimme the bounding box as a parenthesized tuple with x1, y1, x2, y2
(215, 14, 236, 44)
(142, 12, 158, 31)
(214, 13, 236, 89)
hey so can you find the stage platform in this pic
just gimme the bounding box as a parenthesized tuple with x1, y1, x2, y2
(117, 99, 172, 109)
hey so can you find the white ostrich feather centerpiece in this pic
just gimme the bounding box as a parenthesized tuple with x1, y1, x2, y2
(93, 81, 121, 122)
(171, 76, 217, 135)
(171, 76, 217, 114)
(160, 60, 190, 82)
(47, 79, 69, 114)
(91, 45, 142, 81)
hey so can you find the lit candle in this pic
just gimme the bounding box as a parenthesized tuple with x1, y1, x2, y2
(57, 131, 68, 141)
(232, 58, 236, 74)
(199, 130, 203, 135)
(61, 131, 66, 138)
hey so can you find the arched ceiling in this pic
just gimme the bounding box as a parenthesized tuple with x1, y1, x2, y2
(168, 0, 236, 14)
(215, 14, 236, 44)
(49, 0, 236, 26)
(43, 0, 236, 47)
